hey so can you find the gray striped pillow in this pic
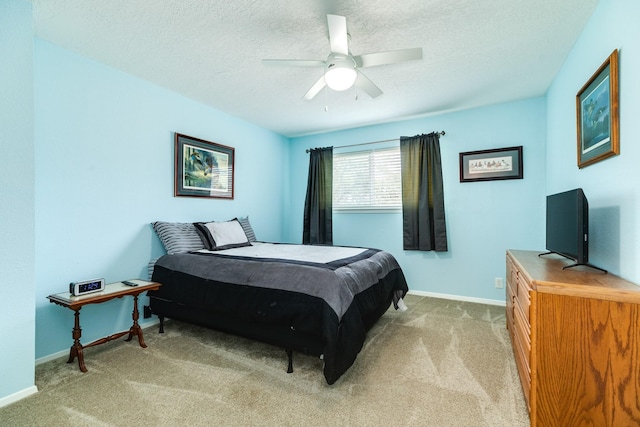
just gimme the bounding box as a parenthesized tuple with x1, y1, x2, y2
(152, 222, 205, 254)
(237, 216, 257, 242)
(148, 257, 159, 280)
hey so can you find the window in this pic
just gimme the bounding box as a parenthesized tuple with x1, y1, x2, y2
(333, 147, 402, 210)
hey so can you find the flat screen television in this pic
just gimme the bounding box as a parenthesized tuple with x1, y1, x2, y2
(542, 188, 605, 272)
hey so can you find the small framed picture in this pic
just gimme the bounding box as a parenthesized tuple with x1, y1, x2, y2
(459, 146, 523, 183)
(174, 133, 234, 199)
(576, 49, 619, 168)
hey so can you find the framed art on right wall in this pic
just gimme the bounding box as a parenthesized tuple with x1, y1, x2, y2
(576, 49, 619, 168)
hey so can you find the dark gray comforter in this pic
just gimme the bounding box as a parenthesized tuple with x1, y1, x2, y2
(149, 243, 409, 384)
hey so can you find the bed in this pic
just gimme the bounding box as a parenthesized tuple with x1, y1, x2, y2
(147, 219, 409, 384)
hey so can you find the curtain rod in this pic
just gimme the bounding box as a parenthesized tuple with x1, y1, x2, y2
(305, 131, 446, 153)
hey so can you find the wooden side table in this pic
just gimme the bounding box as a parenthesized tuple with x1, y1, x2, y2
(48, 279, 161, 372)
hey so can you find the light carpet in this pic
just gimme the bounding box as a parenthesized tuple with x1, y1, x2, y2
(0, 295, 529, 426)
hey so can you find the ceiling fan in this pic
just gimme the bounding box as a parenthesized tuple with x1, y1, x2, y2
(263, 14, 423, 100)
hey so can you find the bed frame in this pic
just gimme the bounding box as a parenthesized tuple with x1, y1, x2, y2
(145, 264, 405, 383)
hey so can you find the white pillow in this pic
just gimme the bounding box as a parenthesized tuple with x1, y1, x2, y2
(198, 219, 250, 250)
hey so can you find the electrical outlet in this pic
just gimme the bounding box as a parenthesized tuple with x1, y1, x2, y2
(495, 277, 504, 289)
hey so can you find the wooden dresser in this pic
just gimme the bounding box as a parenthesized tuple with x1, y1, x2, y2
(506, 249, 640, 426)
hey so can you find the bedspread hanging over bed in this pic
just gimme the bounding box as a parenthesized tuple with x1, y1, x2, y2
(149, 242, 409, 384)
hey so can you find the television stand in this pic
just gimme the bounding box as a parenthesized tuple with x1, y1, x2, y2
(506, 250, 640, 425)
(538, 251, 608, 273)
(562, 262, 607, 273)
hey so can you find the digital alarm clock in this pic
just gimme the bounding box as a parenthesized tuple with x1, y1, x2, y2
(69, 278, 105, 296)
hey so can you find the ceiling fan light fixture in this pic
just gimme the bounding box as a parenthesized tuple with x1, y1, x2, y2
(324, 56, 357, 91)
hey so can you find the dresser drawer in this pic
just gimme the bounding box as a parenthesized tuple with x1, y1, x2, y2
(506, 290, 515, 337)
(506, 255, 518, 292)
(513, 301, 531, 408)
(514, 301, 531, 358)
(516, 276, 531, 324)
(513, 328, 531, 408)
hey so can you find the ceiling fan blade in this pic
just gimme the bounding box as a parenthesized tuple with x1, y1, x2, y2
(327, 14, 349, 55)
(262, 59, 325, 67)
(354, 47, 423, 68)
(356, 71, 383, 98)
(302, 75, 327, 100)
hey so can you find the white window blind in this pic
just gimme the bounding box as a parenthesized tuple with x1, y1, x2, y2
(333, 147, 402, 210)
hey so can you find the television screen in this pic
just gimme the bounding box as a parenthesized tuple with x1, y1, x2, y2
(545, 188, 588, 264)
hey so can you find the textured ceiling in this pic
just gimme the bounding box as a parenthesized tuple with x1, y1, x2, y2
(31, 0, 598, 137)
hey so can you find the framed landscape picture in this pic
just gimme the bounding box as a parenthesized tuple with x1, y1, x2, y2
(174, 133, 234, 199)
(459, 146, 523, 183)
(576, 49, 619, 168)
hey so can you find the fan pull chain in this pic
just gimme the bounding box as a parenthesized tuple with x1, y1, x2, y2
(324, 85, 329, 112)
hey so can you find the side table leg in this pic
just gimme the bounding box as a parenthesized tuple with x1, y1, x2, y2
(125, 294, 147, 348)
(67, 309, 87, 372)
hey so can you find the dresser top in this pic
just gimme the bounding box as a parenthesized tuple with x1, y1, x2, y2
(507, 250, 640, 303)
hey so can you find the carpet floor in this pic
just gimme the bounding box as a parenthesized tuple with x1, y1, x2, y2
(0, 294, 530, 426)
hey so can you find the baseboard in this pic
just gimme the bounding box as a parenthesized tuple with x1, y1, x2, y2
(35, 349, 69, 365)
(407, 290, 506, 307)
(35, 317, 161, 366)
(0, 385, 38, 408)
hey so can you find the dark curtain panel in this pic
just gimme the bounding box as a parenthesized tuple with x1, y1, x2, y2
(303, 147, 333, 245)
(400, 133, 448, 251)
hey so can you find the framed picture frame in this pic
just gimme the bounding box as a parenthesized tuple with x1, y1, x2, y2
(174, 133, 234, 199)
(459, 146, 523, 183)
(576, 49, 619, 168)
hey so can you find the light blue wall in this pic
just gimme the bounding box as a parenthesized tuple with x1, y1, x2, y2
(546, 0, 640, 282)
(289, 98, 546, 302)
(0, 0, 37, 404)
(4, 0, 639, 406)
(34, 40, 290, 359)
